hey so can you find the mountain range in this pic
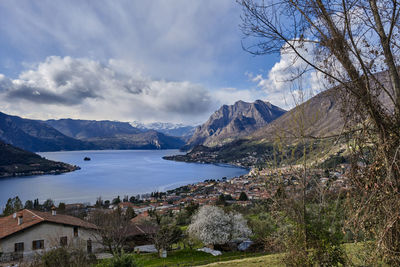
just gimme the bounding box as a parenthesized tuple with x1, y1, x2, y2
(0, 113, 186, 152)
(165, 88, 347, 167)
(0, 98, 289, 154)
(130, 121, 196, 139)
(0, 112, 95, 152)
(45, 119, 185, 150)
(46, 119, 142, 139)
(183, 100, 286, 150)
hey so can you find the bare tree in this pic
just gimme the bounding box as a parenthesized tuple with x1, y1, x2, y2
(239, 0, 400, 263)
(89, 209, 131, 255)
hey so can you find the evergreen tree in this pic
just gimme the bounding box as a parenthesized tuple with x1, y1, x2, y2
(239, 192, 248, 201)
(225, 194, 234, 201)
(42, 199, 54, 211)
(216, 194, 226, 206)
(95, 197, 104, 208)
(33, 198, 40, 210)
(3, 196, 23, 216)
(24, 200, 34, 209)
(112, 196, 121, 205)
(185, 202, 199, 217)
(58, 202, 66, 213)
(125, 206, 136, 220)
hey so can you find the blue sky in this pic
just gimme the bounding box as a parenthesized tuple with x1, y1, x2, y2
(0, 0, 295, 124)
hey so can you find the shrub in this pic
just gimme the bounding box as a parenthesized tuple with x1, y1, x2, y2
(154, 224, 183, 252)
(96, 251, 140, 267)
(30, 247, 95, 267)
(248, 212, 282, 252)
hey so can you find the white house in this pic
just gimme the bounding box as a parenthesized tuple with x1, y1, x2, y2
(0, 209, 101, 261)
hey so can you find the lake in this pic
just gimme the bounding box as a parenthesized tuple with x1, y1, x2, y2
(0, 150, 248, 208)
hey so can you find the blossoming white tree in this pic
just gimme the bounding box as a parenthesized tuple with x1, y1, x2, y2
(187, 205, 251, 247)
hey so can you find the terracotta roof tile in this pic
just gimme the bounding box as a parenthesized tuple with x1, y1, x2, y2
(0, 209, 97, 240)
(130, 211, 149, 224)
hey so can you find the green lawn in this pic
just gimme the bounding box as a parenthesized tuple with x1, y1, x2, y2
(201, 253, 283, 267)
(131, 250, 267, 267)
(202, 243, 387, 267)
(98, 242, 384, 267)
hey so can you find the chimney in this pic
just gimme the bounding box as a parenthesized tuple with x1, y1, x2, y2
(17, 214, 23, 225)
(51, 206, 57, 216)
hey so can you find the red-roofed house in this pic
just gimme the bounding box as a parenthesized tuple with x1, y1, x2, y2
(0, 209, 101, 261)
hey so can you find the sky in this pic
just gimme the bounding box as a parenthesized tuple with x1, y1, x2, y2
(0, 0, 309, 125)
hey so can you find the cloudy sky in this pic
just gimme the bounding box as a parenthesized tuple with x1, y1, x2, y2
(0, 0, 312, 125)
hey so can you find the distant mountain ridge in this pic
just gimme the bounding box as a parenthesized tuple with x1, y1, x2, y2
(0, 112, 95, 152)
(45, 118, 185, 150)
(85, 129, 185, 150)
(183, 100, 286, 150)
(0, 113, 186, 152)
(130, 121, 196, 138)
(46, 119, 142, 139)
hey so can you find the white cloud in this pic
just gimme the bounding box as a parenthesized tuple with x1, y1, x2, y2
(0, 1, 292, 124)
(0, 56, 218, 124)
(248, 42, 330, 109)
(0, 56, 274, 125)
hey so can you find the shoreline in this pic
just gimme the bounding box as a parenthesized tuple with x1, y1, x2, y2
(0, 150, 249, 207)
(0, 164, 80, 179)
(163, 155, 253, 169)
(0, 169, 251, 208)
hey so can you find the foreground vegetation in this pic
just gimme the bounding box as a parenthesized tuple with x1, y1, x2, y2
(93, 242, 378, 267)
(96, 250, 266, 267)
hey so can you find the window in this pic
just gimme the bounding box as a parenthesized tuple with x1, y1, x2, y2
(32, 240, 44, 250)
(14, 242, 24, 252)
(60, 236, 68, 247)
(73, 226, 78, 237)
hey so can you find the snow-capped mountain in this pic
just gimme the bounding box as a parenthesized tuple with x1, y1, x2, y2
(130, 121, 196, 138)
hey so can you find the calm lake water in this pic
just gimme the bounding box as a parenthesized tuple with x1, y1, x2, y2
(0, 150, 248, 208)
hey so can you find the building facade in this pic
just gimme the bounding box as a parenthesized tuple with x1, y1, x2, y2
(0, 209, 101, 261)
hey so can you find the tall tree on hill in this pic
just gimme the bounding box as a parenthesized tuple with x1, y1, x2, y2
(239, 0, 400, 263)
(24, 200, 33, 209)
(42, 199, 54, 211)
(2, 196, 23, 216)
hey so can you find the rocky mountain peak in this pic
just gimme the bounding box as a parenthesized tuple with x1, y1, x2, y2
(183, 100, 286, 149)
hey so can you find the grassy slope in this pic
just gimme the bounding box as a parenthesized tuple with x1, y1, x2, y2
(202, 243, 385, 267)
(201, 253, 283, 267)
(98, 250, 268, 267)
(100, 242, 382, 267)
